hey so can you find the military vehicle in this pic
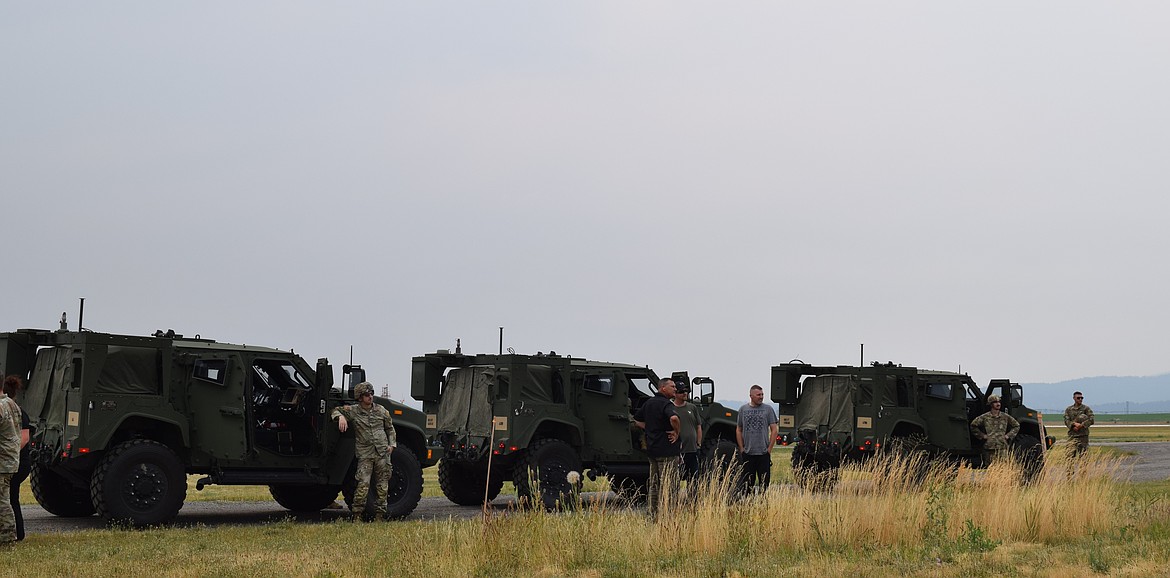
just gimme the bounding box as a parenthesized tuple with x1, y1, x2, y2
(771, 361, 1051, 486)
(0, 324, 438, 526)
(411, 348, 739, 508)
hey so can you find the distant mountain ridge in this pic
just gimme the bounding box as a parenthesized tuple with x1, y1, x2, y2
(1022, 374, 1170, 414)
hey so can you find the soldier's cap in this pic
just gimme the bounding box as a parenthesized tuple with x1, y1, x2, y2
(354, 382, 375, 397)
(987, 394, 1001, 404)
(676, 383, 690, 393)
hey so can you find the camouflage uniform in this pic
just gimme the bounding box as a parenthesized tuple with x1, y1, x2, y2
(331, 384, 396, 518)
(0, 394, 22, 543)
(1063, 402, 1095, 458)
(970, 410, 1020, 464)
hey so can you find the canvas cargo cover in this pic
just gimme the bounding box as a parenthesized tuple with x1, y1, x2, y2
(24, 346, 72, 422)
(795, 375, 856, 436)
(437, 366, 495, 437)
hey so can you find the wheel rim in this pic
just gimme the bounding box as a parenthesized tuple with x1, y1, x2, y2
(122, 463, 169, 511)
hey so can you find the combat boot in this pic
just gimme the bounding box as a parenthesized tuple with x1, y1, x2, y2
(350, 510, 363, 522)
(373, 512, 386, 522)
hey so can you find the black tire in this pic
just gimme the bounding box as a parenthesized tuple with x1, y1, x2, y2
(699, 438, 739, 480)
(90, 439, 187, 526)
(342, 448, 424, 519)
(512, 439, 582, 510)
(883, 435, 933, 485)
(791, 442, 838, 492)
(30, 463, 96, 517)
(438, 459, 504, 506)
(609, 474, 648, 504)
(1012, 434, 1045, 484)
(269, 484, 340, 512)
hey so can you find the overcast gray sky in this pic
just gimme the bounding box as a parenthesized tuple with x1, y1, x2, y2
(3, 2, 1168, 403)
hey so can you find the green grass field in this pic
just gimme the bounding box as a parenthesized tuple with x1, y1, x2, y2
(1084, 412, 1170, 424)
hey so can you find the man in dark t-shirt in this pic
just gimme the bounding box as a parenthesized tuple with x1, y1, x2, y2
(634, 378, 680, 520)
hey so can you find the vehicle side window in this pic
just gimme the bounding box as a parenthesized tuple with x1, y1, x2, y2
(583, 375, 613, 395)
(896, 377, 912, 407)
(857, 379, 874, 405)
(193, 359, 227, 385)
(925, 382, 953, 400)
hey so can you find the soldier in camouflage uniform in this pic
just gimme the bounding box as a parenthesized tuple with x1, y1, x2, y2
(1063, 391, 1094, 459)
(0, 388, 21, 543)
(970, 394, 1020, 465)
(332, 382, 397, 521)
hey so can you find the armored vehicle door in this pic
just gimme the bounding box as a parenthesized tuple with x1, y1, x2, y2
(249, 357, 322, 458)
(917, 376, 971, 450)
(575, 371, 633, 458)
(187, 355, 249, 463)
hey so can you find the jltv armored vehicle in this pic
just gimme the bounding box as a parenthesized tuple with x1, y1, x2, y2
(411, 348, 739, 508)
(0, 325, 437, 526)
(772, 361, 1050, 485)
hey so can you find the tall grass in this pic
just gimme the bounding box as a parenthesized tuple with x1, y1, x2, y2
(10, 450, 1168, 577)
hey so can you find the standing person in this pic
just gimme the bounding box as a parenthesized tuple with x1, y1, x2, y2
(633, 378, 681, 520)
(3, 376, 31, 541)
(736, 384, 778, 494)
(970, 394, 1020, 465)
(1063, 391, 1095, 459)
(0, 377, 21, 544)
(672, 382, 703, 484)
(331, 382, 396, 521)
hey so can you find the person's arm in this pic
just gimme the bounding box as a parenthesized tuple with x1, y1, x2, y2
(1006, 415, 1020, 441)
(1064, 407, 1075, 429)
(331, 406, 350, 432)
(668, 414, 681, 443)
(970, 416, 986, 440)
(768, 422, 778, 452)
(20, 428, 29, 449)
(1083, 406, 1095, 428)
(695, 422, 703, 448)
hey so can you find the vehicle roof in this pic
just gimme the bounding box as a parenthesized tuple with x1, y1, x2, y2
(4, 328, 290, 355)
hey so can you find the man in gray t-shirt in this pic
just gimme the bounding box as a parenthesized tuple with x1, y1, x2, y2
(736, 384, 778, 494)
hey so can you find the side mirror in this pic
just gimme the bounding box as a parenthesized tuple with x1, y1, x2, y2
(1007, 383, 1023, 408)
(316, 358, 334, 391)
(692, 376, 714, 405)
(411, 358, 443, 402)
(342, 364, 366, 398)
(771, 367, 800, 404)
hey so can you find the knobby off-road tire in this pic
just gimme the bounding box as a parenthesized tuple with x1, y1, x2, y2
(90, 439, 187, 526)
(438, 459, 504, 506)
(30, 463, 96, 517)
(342, 448, 424, 519)
(1012, 434, 1045, 485)
(791, 442, 838, 492)
(699, 438, 739, 480)
(513, 438, 582, 510)
(884, 435, 934, 486)
(269, 484, 341, 512)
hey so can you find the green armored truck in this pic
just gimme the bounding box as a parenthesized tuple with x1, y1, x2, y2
(0, 325, 438, 526)
(772, 361, 1051, 486)
(411, 348, 739, 508)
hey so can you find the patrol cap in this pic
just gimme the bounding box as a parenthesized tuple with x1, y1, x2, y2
(676, 383, 690, 393)
(987, 394, 1001, 404)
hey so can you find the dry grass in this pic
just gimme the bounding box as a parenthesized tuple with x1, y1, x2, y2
(12, 450, 1168, 577)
